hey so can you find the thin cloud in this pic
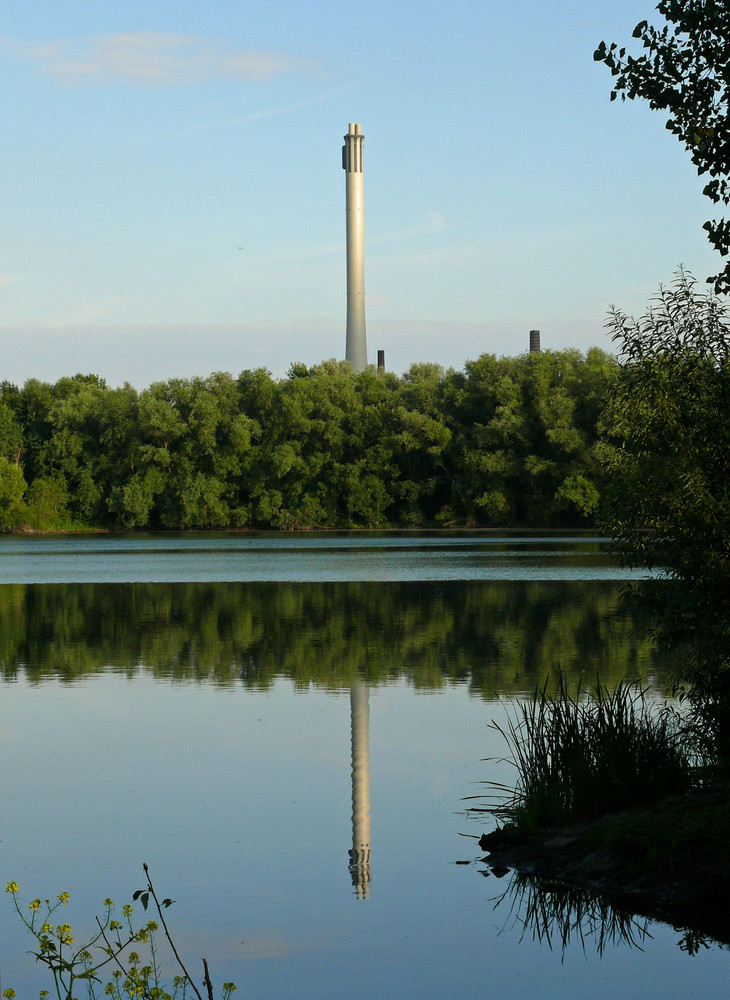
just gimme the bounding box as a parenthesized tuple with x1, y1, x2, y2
(169, 83, 357, 139)
(57, 295, 133, 326)
(9, 32, 310, 85)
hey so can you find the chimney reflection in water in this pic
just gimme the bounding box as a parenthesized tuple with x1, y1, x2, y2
(348, 681, 371, 898)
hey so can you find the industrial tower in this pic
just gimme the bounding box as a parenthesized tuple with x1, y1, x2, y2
(342, 123, 368, 371)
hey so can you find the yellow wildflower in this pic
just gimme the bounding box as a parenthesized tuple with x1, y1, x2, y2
(5, 881, 18, 894)
(56, 923, 73, 944)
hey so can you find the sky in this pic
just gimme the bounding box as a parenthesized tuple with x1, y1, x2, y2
(0, 0, 722, 388)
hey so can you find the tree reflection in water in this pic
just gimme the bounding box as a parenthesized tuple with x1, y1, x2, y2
(0, 579, 663, 694)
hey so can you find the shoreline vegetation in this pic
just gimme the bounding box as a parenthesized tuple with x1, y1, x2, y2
(476, 678, 730, 947)
(0, 523, 602, 534)
(0, 349, 612, 534)
(474, 268, 730, 948)
(478, 788, 730, 950)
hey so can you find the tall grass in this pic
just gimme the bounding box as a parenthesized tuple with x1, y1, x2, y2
(488, 676, 700, 831)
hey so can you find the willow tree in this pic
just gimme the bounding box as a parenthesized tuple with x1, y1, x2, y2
(600, 270, 730, 755)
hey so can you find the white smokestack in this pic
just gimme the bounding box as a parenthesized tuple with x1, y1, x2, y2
(342, 123, 367, 371)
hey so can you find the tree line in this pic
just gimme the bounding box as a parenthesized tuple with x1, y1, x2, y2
(0, 348, 613, 531)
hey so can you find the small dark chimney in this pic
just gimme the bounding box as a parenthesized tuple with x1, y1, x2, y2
(377, 349, 385, 371)
(529, 329, 541, 353)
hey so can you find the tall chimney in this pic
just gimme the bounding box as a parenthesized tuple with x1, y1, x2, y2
(529, 329, 541, 353)
(343, 124, 367, 371)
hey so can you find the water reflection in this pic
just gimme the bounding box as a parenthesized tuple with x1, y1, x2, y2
(348, 682, 371, 898)
(482, 865, 730, 958)
(0, 580, 665, 694)
(485, 868, 652, 956)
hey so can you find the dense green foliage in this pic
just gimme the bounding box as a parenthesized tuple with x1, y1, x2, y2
(476, 274, 730, 844)
(600, 271, 730, 588)
(595, 1, 730, 291)
(0, 349, 612, 531)
(595, 0, 730, 754)
(0, 580, 659, 694)
(599, 271, 730, 750)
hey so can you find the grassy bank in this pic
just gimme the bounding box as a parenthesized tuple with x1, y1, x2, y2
(484, 677, 704, 832)
(476, 677, 730, 942)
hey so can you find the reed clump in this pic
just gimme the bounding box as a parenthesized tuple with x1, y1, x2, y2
(489, 676, 700, 832)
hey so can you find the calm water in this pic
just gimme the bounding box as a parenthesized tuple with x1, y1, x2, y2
(0, 531, 650, 583)
(1, 533, 726, 999)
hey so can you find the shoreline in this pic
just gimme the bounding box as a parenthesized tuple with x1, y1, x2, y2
(478, 788, 730, 946)
(1, 525, 603, 536)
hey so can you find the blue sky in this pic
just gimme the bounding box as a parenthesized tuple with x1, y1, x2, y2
(0, 0, 720, 387)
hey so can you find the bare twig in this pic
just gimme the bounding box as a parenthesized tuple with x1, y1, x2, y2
(94, 917, 131, 979)
(202, 957, 215, 1000)
(142, 862, 204, 1000)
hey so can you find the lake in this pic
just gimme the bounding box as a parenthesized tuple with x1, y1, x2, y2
(1, 532, 727, 999)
